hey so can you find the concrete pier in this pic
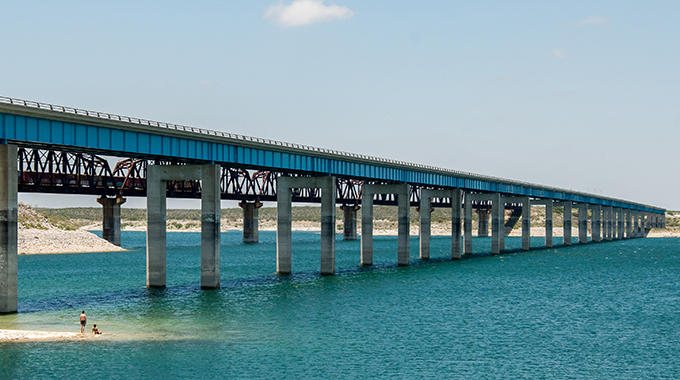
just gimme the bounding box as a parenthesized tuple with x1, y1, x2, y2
(505, 197, 530, 251)
(531, 200, 553, 248)
(240, 201, 261, 243)
(0, 145, 17, 314)
(491, 193, 503, 255)
(418, 195, 432, 260)
(147, 164, 221, 289)
(626, 209, 632, 238)
(617, 208, 624, 239)
(556, 202, 572, 246)
(633, 210, 639, 238)
(591, 205, 601, 242)
(606, 206, 613, 241)
(419, 189, 462, 260)
(278, 176, 336, 275)
(476, 209, 490, 237)
(521, 198, 530, 251)
(97, 196, 126, 246)
(362, 184, 410, 266)
(578, 203, 588, 244)
(464, 194, 473, 255)
(341, 204, 359, 240)
(544, 201, 553, 248)
(451, 189, 462, 259)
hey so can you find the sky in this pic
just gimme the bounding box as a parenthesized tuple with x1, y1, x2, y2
(1, 0, 678, 210)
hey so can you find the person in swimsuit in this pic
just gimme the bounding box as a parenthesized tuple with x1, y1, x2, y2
(80, 311, 87, 333)
(91, 324, 102, 335)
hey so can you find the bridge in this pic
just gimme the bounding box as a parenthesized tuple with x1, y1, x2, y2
(0, 96, 666, 313)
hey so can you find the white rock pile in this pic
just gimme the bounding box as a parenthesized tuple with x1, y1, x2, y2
(18, 203, 126, 254)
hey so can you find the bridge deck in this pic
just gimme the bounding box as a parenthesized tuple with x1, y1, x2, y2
(0, 96, 664, 213)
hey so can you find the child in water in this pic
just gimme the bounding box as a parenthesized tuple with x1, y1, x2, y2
(91, 324, 103, 335)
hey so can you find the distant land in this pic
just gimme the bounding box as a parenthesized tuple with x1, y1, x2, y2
(14, 204, 678, 255)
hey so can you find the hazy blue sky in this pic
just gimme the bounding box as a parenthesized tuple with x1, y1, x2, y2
(2, 1, 678, 209)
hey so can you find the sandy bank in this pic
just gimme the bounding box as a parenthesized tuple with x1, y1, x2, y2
(0, 329, 84, 342)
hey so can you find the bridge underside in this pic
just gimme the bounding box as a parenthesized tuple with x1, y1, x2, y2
(2, 145, 667, 313)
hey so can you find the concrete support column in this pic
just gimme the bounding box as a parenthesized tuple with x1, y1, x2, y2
(319, 179, 337, 275)
(545, 201, 553, 248)
(419, 195, 432, 261)
(491, 193, 503, 255)
(451, 189, 462, 259)
(361, 189, 374, 266)
(420, 189, 462, 260)
(146, 165, 167, 288)
(521, 198, 530, 251)
(464, 194, 473, 255)
(578, 204, 588, 244)
(146, 164, 222, 289)
(277, 181, 292, 273)
(200, 165, 221, 289)
(626, 209, 632, 239)
(0, 145, 18, 314)
(97, 196, 126, 246)
(606, 206, 613, 241)
(240, 201, 262, 243)
(616, 208, 624, 239)
(278, 176, 336, 275)
(476, 209, 490, 237)
(591, 205, 601, 242)
(396, 185, 411, 266)
(361, 183, 409, 266)
(558, 202, 572, 246)
(341, 204, 359, 241)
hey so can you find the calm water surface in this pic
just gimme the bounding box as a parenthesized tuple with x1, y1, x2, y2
(1, 231, 679, 379)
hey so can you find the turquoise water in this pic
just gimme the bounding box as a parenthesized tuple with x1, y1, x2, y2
(1, 231, 679, 379)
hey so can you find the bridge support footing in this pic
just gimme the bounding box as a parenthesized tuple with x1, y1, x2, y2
(0, 144, 17, 314)
(277, 176, 336, 275)
(147, 164, 221, 289)
(97, 196, 126, 246)
(240, 201, 261, 243)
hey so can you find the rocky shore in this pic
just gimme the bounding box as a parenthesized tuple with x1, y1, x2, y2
(18, 203, 125, 254)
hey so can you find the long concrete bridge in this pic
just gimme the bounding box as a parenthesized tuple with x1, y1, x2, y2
(0, 96, 666, 313)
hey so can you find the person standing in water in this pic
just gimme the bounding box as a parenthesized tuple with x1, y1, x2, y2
(79, 311, 87, 333)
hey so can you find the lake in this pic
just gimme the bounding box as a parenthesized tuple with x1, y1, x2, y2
(1, 231, 679, 379)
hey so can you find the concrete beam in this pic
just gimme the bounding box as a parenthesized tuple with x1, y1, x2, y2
(0, 145, 17, 314)
(97, 196, 126, 246)
(363, 184, 410, 266)
(278, 176, 336, 275)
